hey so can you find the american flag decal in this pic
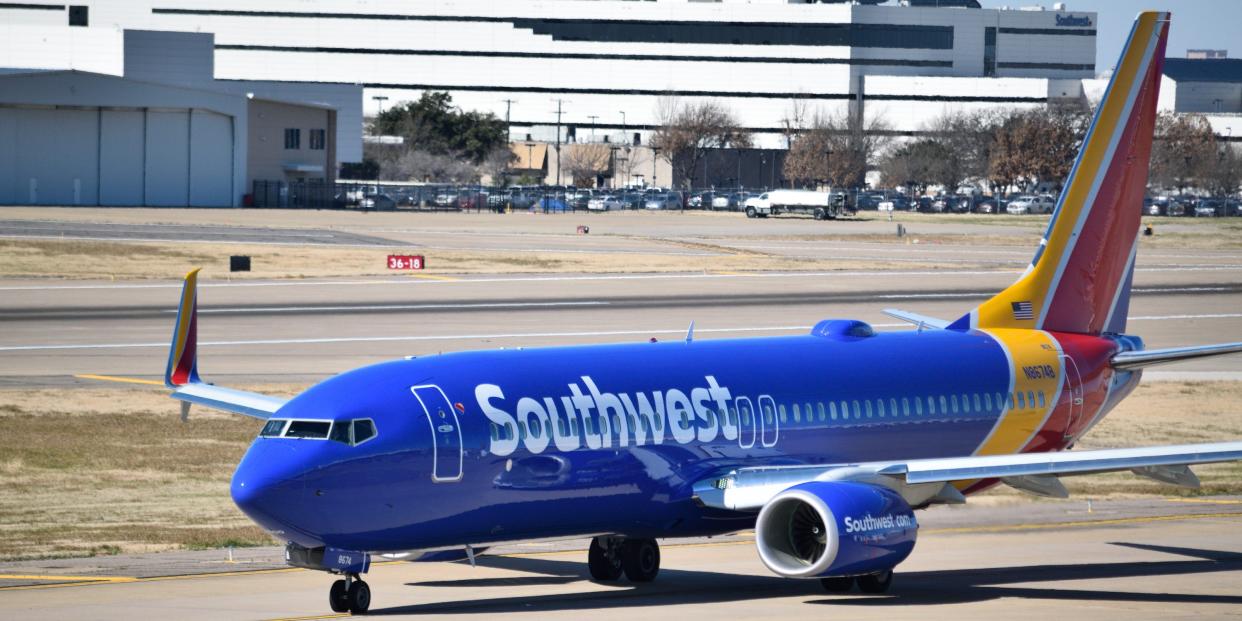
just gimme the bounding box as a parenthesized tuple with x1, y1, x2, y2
(1011, 301, 1034, 320)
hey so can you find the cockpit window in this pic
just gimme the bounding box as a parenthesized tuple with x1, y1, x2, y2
(353, 419, 376, 444)
(260, 419, 288, 437)
(285, 420, 331, 439)
(328, 419, 378, 446)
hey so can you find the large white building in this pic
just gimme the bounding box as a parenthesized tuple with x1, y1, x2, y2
(2, 0, 1099, 149)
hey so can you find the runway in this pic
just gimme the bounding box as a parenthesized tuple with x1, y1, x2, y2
(2, 497, 1240, 620)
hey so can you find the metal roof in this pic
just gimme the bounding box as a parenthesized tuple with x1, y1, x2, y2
(1163, 58, 1242, 84)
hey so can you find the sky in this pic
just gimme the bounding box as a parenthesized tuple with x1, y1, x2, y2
(979, 0, 1242, 74)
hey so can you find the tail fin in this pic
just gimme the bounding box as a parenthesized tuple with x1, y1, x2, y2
(165, 268, 202, 387)
(951, 11, 1169, 335)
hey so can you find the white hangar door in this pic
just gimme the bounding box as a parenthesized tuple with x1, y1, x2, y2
(188, 110, 233, 207)
(2, 108, 99, 205)
(99, 110, 144, 206)
(144, 110, 190, 207)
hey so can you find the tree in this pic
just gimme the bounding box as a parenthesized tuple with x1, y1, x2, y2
(651, 97, 751, 189)
(923, 110, 1001, 192)
(560, 144, 612, 187)
(1206, 144, 1242, 198)
(372, 92, 507, 164)
(878, 139, 953, 195)
(365, 143, 479, 183)
(782, 109, 890, 189)
(1151, 112, 1218, 194)
(986, 107, 1090, 194)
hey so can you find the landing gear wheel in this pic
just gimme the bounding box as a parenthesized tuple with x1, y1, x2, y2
(819, 576, 855, 593)
(621, 538, 661, 582)
(745, 206, 757, 218)
(857, 569, 893, 594)
(329, 579, 349, 613)
(588, 537, 623, 581)
(347, 579, 371, 614)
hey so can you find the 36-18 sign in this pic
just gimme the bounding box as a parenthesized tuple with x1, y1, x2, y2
(387, 255, 425, 270)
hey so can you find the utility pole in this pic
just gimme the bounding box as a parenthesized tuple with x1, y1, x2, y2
(619, 111, 627, 144)
(552, 99, 566, 187)
(371, 95, 388, 116)
(502, 98, 517, 143)
(587, 115, 598, 142)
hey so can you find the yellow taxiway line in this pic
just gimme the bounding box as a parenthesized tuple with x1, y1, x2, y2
(74, 374, 165, 386)
(407, 273, 459, 281)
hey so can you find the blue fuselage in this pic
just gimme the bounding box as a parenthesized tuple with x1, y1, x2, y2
(230, 322, 1112, 553)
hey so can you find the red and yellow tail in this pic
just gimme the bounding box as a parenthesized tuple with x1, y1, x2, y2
(951, 11, 1169, 336)
(164, 268, 202, 387)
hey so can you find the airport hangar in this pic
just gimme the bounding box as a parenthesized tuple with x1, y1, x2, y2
(0, 30, 361, 207)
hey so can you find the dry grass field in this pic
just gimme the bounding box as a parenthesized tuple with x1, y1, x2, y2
(1, 380, 1239, 561)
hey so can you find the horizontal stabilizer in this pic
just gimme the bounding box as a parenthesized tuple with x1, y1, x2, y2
(1111, 341, 1242, 370)
(881, 308, 949, 330)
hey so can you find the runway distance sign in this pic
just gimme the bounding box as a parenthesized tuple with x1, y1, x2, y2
(387, 255, 425, 270)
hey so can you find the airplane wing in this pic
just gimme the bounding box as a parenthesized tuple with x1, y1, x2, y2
(164, 269, 288, 420)
(881, 308, 949, 330)
(692, 441, 1242, 511)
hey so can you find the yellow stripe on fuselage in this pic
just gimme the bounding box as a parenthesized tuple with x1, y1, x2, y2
(974, 329, 1062, 457)
(972, 13, 1160, 330)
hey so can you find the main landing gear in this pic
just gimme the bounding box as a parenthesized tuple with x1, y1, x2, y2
(329, 573, 371, 614)
(588, 536, 661, 583)
(819, 569, 894, 594)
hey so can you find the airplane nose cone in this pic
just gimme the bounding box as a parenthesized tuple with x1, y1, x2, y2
(231, 441, 316, 541)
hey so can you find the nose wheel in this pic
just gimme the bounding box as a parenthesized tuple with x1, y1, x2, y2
(588, 536, 661, 583)
(329, 574, 370, 614)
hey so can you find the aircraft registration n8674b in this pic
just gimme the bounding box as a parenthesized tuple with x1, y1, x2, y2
(155, 12, 1242, 615)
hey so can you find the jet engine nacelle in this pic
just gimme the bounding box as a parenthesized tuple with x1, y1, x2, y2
(754, 481, 918, 578)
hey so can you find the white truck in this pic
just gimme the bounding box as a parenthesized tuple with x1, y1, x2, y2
(743, 190, 844, 220)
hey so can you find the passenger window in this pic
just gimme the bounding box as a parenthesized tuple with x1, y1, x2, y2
(927, 397, 936, 415)
(260, 419, 288, 437)
(805, 402, 813, 422)
(841, 401, 850, 419)
(505, 422, 515, 440)
(1027, 391, 1036, 409)
(818, 402, 826, 422)
(852, 400, 861, 419)
(1007, 393, 1015, 409)
(890, 399, 898, 417)
(950, 394, 959, 413)
(902, 398, 910, 416)
(1017, 392, 1026, 409)
(984, 393, 993, 411)
(778, 405, 787, 424)
(973, 393, 982, 411)
(792, 403, 801, 423)
(1038, 391, 1046, 408)
(353, 419, 376, 444)
(877, 399, 886, 417)
(829, 402, 838, 420)
(763, 404, 774, 425)
(285, 420, 331, 439)
(915, 397, 924, 416)
(939, 396, 947, 415)
(864, 400, 873, 418)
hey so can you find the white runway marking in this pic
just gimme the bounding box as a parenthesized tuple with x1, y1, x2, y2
(185, 301, 610, 314)
(4, 313, 1242, 352)
(3, 265, 1241, 292)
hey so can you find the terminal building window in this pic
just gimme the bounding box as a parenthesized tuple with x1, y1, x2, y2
(310, 128, 325, 150)
(284, 128, 301, 150)
(69, 6, 88, 27)
(983, 27, 996, 76)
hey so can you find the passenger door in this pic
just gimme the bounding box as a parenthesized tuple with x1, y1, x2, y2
(411, 385, 464, 483)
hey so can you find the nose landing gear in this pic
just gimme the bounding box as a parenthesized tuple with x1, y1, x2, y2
(588, 536, 661, 583)
(329, 573, 371, 614)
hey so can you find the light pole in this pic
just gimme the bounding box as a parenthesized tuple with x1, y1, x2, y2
(371, 95, 388, 116)
(525, 142, 536, 184)
(652, 147, 660, 188)
(619, 111, 627, 144)
(587, 115, 599, 142)
(502, 98, 517, 143)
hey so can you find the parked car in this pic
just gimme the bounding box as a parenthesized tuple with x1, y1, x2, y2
(644, 191, 683, 210)
(587, 195, 624, 211)
(1006, 194, 1056, 214)
(1194, 199, 1222, 217)
(877, 194, 910, 212)
(359, 193, 397, 210)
